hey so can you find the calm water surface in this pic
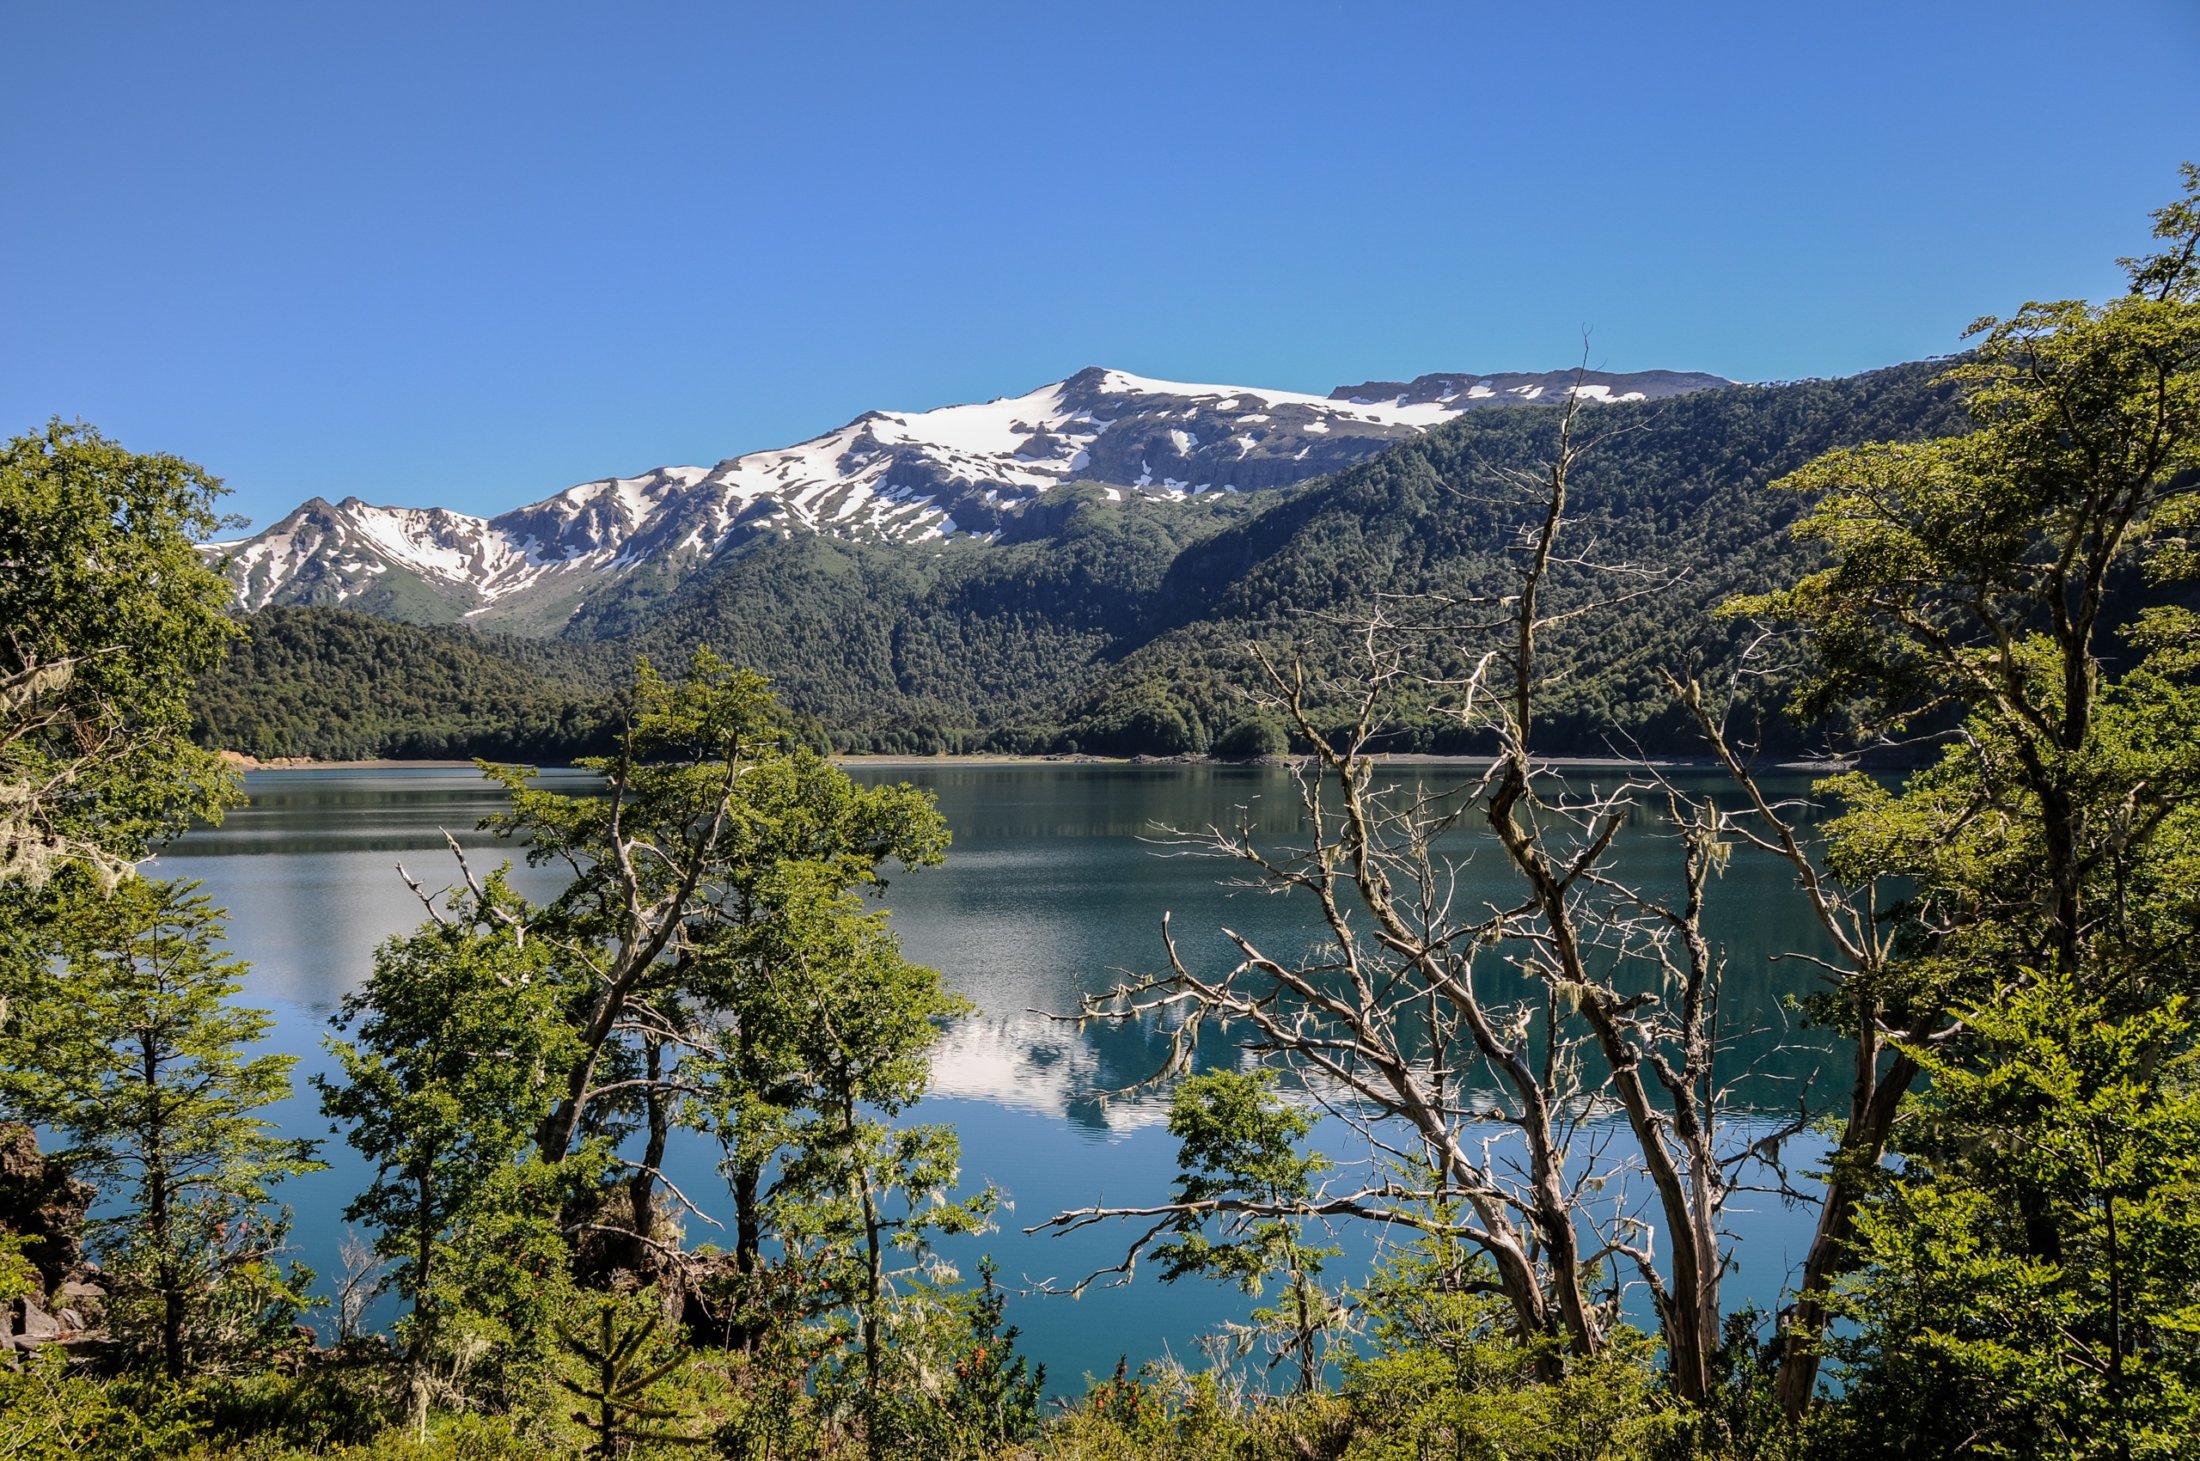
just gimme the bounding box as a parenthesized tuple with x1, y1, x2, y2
(155, 763, 1838, 1390)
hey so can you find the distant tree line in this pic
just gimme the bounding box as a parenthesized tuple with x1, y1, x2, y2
(190, 608, 625, 762)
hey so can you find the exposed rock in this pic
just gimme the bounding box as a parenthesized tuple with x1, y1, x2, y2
(16, 1298, 61, 1342)
(1327, 367, 1729, 407)
(0, 1123, 93, 1294)
(0, 1125, 115, 1362)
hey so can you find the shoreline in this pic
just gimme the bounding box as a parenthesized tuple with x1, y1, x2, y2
(220, 750, 1856, 774)
(219, 751, 482, 771)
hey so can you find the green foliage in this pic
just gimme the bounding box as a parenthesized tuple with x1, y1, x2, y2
(932, 1260, 1046, 1458)
(190, 1366, 400, 1454)
(1731, 171, 2200, 983)
(1039, 1339, 1693, 1461)
(1154, 1070, 1341, 1393)
(191, 605, 623, 763)
(709, 867, 987, 1334)
(486, 652, 944, 928)
(0, 1348, 204, 1460)
(1038, 1360, 1341, 1461)
(755, 947, 999, 1443)
(428, 1156, 599, 1414)
(1335, 1229, 1698, 1461)
(1730, 168, 2199, 747)
(828, 1261, 1044, 1461)
(0, 878, 320, 1378)
(0, 1227, 40, 1304)
(704, 1346, 829, 1461)
(1719, 168, 2200, 1425)
(1210, 714, 1289, 760)
(297, 651, 987, 1450)
(1, 420, 241, 890)
(314, 867, 584, 1402)
(1817, 979, 2200, 1460)
(554, 1296, 702, 1456)
(477, 650, 956, 1275)
(601, 488, 1257, 756)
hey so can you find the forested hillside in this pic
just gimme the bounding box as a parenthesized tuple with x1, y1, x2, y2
(192, 608, 623, 761)
(193, 362, 1970, 759)
(1048, 359, 1971, 753)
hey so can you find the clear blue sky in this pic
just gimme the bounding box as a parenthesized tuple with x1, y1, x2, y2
(4, 1, 2195, 531)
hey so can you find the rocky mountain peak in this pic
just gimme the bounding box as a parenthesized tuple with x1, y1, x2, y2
(1329, 369, 1731, 409)
(211, 363, 1733, 632)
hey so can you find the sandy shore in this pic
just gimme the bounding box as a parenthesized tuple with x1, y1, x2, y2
(219, 751, 482, 771)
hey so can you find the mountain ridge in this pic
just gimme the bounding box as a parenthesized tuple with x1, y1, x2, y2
(210, 366, 1731, 633)
(195, 360, 1972, 762)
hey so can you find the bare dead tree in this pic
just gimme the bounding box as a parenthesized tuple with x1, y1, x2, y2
(334, 1229, 389, 1346)
(1664, 665, 1947, 1419)
(1036, 380, 1801, 1407)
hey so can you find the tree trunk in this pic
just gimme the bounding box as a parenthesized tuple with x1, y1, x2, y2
(1289, 1260, 1316, 1394)
(855, 1097, 885, 1461)
(727, 1158, 762, 1351)
(729, 1020, 765, 1353)
(407, 1165, 437, 1433)
(1776, 1046, 1917, 1421)
(628, 1037, 669, 1273)
(140, 1029, 184, 1381)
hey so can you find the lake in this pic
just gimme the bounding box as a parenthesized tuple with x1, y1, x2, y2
(153, 761, 1839, 1391)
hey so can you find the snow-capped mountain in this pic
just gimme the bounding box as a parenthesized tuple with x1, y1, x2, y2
(212, 365, 1728, 631)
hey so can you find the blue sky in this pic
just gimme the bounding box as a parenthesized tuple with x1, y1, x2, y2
(4, 1, 2195, 531)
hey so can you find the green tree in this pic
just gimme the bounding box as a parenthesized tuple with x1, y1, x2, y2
(0, 878, 319, 1379)
(1736, 164, 2200, 980)
(1702, 164, 2200, 1418)
(931, 1259, 1046, 1459)
(478, 651, 947, 1279)
(553, 1294, 701, 1457)
(480, 651, 943, 1142)
(790, 1121, 998, 1457)
(712, 866, 993, 1424)
(315, 867, 581, 1416)
(1154, 1070, 1340, 1395)
(0, 421, 240, 895)
(1818, 979, 2200, 1461)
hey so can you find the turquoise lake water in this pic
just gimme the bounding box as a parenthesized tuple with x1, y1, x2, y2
(153, 762, 1839, 1392)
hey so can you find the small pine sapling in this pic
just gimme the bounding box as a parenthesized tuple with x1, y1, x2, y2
(554, 1297, 703, 1457)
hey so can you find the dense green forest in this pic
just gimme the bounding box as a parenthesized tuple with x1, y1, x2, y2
(192, 362, 1969, 761)
(191, 608, 625, 762)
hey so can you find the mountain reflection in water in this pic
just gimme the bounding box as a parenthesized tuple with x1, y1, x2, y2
(154, 762, 1840, 1390)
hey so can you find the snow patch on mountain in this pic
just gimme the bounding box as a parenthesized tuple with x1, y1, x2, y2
(212, 364, 1731, 628)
